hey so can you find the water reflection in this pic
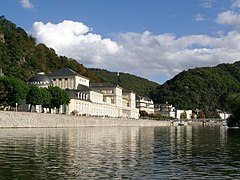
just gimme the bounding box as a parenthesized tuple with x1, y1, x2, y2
(0, 125, 239, 179)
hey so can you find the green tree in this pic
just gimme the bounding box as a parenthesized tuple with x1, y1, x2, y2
(41, 87, 52, 112)
(227, 93, 240, 127)
(48, 86, 70, 113)
(26, 85, 43, 112)
(0, 76, 27, 108)
(180, 111, 187, 119)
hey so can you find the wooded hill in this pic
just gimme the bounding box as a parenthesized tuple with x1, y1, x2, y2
(150, 61, 240, 116)
(89, 68, 159, 96)
(0, 16, 158, 97)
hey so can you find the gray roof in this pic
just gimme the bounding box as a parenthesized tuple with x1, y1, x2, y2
(28, 72, 52, 86)
(48, 68, 78, 76)
(65, 89, 91, 102)
(77, 84, 91, 91)
(48, 68, 88, 79)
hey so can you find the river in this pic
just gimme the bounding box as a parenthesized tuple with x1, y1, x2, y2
(0, 124, 239, 179)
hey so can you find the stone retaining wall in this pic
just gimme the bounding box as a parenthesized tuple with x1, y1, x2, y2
(0, 111, 171, 128)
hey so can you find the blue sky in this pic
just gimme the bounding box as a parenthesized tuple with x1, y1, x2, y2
(1, 0, 240, 84)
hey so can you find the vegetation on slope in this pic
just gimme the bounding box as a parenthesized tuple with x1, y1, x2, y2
(89, 68, 159, 96)
(150, 62, 240, 116)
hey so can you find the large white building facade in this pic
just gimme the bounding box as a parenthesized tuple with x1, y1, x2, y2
(48, 68, 139, 119)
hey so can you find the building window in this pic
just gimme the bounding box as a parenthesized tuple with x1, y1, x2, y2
(59, 78, 62, 81)
(53, 79, 56, 81)
(65, 78, 68, 81)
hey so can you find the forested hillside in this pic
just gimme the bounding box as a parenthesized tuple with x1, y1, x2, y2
(89, 68, 159, 96)
(150, 61, 240, 115)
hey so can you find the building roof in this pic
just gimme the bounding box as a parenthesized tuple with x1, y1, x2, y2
(65, 89, 91, 102)
(90, 82, 122, 89)
(48, 68, 89, 79)
(28, 72, 52, 86)
(77, 84, 91, 91)
(48, 67, 78, 76)
(136, 95, 152, 101)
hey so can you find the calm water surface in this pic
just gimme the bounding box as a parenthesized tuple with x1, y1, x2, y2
(0, 125, 240, 179)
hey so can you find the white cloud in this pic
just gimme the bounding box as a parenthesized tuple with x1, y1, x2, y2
(232, 0, 240, 8)
(20, 0, 34, 9)
(193, 13, 206, 21)
(216, 10, 240, 30)
(32, 20, 122, 65)
(31, 20, 240, 84)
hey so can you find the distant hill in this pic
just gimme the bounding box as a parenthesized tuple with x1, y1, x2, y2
(89, 68, 159, 96)
(150, 61, 240, 115)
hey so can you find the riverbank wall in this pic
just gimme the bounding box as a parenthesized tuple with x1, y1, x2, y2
(0, 111, 171, 128)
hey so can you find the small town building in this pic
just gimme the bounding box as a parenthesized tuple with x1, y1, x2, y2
(154, 102, 176, 118)
(154, 102, 192, 119)
(216, 109, 231, 119)
(136, 96, 155, 114)
(175, 110, 192, 120)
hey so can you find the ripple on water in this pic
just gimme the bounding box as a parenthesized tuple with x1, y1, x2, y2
(0, 126, 239, 179)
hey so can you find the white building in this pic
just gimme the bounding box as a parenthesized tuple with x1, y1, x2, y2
(175, 110, 192, 120)
(154, 102, 192, 119)
(136, 96, 155, 114)
(48, 68, 139, 119)
(216, 109, 231, 119)
(154, 103, 176, 118)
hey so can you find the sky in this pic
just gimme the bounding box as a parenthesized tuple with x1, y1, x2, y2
(1, 0, 240, 84)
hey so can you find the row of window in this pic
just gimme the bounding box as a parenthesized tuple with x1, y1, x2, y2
(74, 102, 119, 116)
(52, 78, 68, 81)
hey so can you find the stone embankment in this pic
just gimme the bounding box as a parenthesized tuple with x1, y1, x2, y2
(0, 111, 171, 128)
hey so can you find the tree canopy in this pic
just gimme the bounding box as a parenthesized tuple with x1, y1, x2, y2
(26, 85, 43, 112)
(226, 93, 240, 127)
(0, 76, 27, 107)
(48, 86, 70, 111)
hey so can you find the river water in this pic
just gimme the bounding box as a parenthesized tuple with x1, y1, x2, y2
(0, 125, 239, 179)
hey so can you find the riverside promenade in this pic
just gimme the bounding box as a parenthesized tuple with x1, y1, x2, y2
(0, 111, 171, 128)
